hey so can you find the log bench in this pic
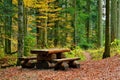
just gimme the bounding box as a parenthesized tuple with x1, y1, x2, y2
(19, 57, 37, 68)
(52, 57, 80, 70)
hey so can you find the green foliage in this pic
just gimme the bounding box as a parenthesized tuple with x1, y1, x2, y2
(65, 47, 86, 61)
(110, 39, 120, 56)
(0, 49, 4, 59)
(111, 39, 120, 48)
(24, 35, 36, 56)
(87, 48, 104, 60)
(79, 42, 94, 49)
(7, 54, 17, 66)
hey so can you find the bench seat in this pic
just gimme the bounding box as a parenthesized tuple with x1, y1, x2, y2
(19, 57, 37, 68)
(52, 57, 80, 70)
(19, 57, 37, 61)
(53, 57, 80, 63)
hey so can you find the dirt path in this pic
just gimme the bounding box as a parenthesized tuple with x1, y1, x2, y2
(83, 51, 92, 60)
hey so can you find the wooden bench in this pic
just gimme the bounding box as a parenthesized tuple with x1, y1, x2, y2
(53, 57, 80, 70)
(19, 57, 37, 68)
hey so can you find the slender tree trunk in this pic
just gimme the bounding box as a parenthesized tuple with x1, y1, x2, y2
(17, 0, 24, 65)
(64, 0, 68, 46)
(24, 7, 27, 36)
(36, 8, 41, 48)
(73, 0, 77, 46)
(44, 3, 48, 48)
(111, 0, 117, 42)
(54, 21, 59, 47)
(103, 0, 110, 58)
(86, 0, 90, 43)
(0, 25, 4, 48)
(117, 0, 120, 45)
(24, 6, 28, 56)
(4, 0, 12, 54)
(98, 0, 103, 47)
(53, 1, 60, 47)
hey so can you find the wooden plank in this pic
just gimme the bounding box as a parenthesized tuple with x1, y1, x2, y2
(31, 48, 70, 54)
(53, 57, 80, 63)
(19, 57, 36, 68)
(19, 57, 36, 61)
(47, 49, 70, 54)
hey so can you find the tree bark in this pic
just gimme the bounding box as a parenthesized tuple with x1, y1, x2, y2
(103, 0, 110, 58)
(4, 0, 12, 54)
(44, 4, 48, 48)
(17, 0, 24, 65)
(98, 0, 103, 47)
(73, 0, 77, 46)
(86, 0, 90, 43)
(36, 8, 42, 48)
(111, 0, 117, 42)
(117, 0, 120, 45)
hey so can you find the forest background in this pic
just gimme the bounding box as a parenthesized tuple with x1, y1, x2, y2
(0, 0, 120, 66)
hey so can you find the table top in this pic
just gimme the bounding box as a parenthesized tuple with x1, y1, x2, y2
(31, 48, 70, 54)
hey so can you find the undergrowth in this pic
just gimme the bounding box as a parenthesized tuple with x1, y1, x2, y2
(65, 46, 86, 61)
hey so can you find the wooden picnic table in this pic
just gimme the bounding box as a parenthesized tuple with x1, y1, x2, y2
(31, 48, 70, 61)
(30, 48, 72, 69)
(20, 48, 80, 70)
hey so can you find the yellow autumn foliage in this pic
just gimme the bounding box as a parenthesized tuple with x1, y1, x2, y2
(13, 0, 36, 7)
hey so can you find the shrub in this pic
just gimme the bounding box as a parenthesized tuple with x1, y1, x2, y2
(24, 35, 35, 56)
(65, 46, 86, 61)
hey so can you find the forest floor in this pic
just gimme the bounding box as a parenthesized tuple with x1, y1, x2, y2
(1, 55, 120, 80)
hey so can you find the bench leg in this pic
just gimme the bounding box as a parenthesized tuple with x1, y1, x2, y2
(69, 60, 80, 68)
(21, 60, 29, 68)
(54, 62, 69, 70)
(36, 61, 51, 69)
(21, 60, 36, 68)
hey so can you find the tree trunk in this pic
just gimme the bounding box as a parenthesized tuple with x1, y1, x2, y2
(117, 0, 120, 45)
(73, 0, 77, 46)
(4, 0, 12, 54)
(17, 0, 24, 65)
(36, 8, 42, 48)
(23, 6, 28, 56)
(54, 22, 59, 47)
(86, 0, 90, 43)
(98, 0, 103, 47)
(24, 7, 28, 37)
(44, 6, 48, 48)
(111, 0, 117, 42)
(103, 0, 110, 58)
(0, 25, 4, 48)
(54, 1, 60, 47)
